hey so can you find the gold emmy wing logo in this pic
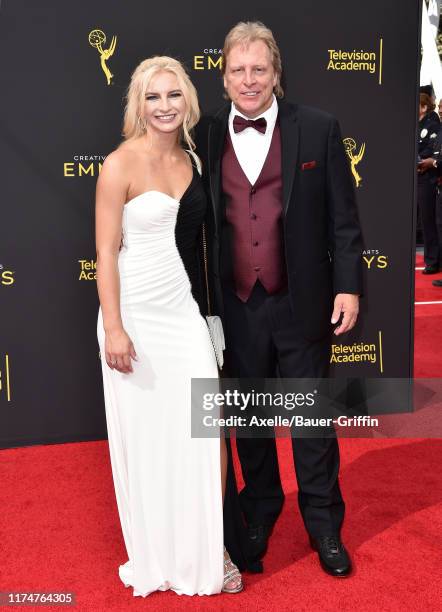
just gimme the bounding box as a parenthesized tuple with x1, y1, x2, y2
(88, 29, 117, 85)
(343, 137, 365, 188)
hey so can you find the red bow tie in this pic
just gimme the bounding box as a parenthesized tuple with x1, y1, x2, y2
(233, 115, 267, 134)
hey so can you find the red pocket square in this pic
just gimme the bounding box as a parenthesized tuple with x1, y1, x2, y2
(301, 160, 317, 170)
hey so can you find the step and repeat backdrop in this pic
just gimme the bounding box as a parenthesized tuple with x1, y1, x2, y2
(0, 0, 421, 447)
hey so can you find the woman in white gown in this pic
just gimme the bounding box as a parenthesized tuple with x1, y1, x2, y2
(95, 56, 243, 597)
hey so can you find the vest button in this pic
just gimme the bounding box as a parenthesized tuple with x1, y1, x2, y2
(253, 241, 259, 246)
(251, 213, 257, 220)
(254, 266, 261, 271)
(250, 187, 256, 195)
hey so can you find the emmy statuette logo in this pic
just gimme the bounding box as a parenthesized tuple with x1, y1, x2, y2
(88, 29, 117, 85)
(343, 138, 365, 188)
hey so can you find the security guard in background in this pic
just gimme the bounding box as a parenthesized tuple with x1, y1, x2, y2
(418, 92, 440, 273)
(419, 122, 442, 286)
(420, 84, 440, 122)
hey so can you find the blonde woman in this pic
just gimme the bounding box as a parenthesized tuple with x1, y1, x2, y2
(96, 57, 243, 597)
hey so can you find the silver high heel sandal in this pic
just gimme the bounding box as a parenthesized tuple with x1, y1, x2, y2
(222, 546, 244, 594)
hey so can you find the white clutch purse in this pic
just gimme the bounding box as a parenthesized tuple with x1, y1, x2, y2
(206, 314, 225, 369)
(202, 223, 225, 369)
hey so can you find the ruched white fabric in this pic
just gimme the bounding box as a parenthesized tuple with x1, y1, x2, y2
(97, 190, 223, 597)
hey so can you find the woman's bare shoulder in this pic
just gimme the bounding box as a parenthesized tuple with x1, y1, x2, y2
(96, 150, 132, 200)
(98, 144, 143, 189)
(103, 143, 139, 171)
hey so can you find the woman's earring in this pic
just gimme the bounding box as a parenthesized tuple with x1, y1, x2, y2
(137, 116, 146, 131)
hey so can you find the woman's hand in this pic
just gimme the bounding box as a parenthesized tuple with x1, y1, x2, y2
(105, 328, 137, 373)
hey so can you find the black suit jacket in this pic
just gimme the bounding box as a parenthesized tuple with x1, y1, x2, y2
(195, 99, 363, 340)
(419, 115, 442, 183)
(418, 111, 440, 159)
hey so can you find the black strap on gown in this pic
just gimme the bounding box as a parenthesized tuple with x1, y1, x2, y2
(176, 155, 253, 573)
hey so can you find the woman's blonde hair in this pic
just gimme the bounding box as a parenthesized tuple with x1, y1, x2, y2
(222, 21, 284, 98)
(123, 56, 200, 149)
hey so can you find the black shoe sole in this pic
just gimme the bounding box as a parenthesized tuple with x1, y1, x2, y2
(318, 560, 352, 578)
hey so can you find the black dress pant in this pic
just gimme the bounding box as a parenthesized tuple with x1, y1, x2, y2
(418, 176, 439, 267)
(222, 280, 345, 537)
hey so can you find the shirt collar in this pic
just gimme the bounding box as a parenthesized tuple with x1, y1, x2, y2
(229, 94, 278, 132)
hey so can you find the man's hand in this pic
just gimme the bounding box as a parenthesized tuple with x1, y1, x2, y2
(418, 158, 435, 173)
(331, 293, 359, 335)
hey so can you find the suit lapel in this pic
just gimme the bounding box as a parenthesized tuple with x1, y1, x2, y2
(208, 105, 229, 234)
(279, 100, 300, 214)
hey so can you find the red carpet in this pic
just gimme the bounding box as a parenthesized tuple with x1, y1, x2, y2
(1, 255, 441, 611)
(414, 251, 442, 377)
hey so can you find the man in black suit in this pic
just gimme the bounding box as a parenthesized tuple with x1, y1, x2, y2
(195, 21, 362, 577)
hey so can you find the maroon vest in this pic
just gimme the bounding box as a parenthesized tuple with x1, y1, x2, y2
(221, 122, 287, 302)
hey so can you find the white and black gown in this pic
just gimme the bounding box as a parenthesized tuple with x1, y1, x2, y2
(97, 159, 224, 597)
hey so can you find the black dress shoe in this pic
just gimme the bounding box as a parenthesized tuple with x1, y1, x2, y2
(246, 523, 273, 573)
(432, 279, 442, 287)
(309, 535, 352, 577)
(422, 265, 439, 274)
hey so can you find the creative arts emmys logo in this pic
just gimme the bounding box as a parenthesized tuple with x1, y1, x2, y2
(327, 39, 383, 85)
(343, 137, 365, 188)
(88, 29, 117, 85)
(363, 249, 388, 270)
(63, 155, 106, 177)
(330, 332, 384, 374)
(0, 264, 15, 286)
(0, 354, 12, 402)
(193, 48, 223, 71)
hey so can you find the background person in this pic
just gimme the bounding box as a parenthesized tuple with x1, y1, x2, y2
(418, 92, 440, 274)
